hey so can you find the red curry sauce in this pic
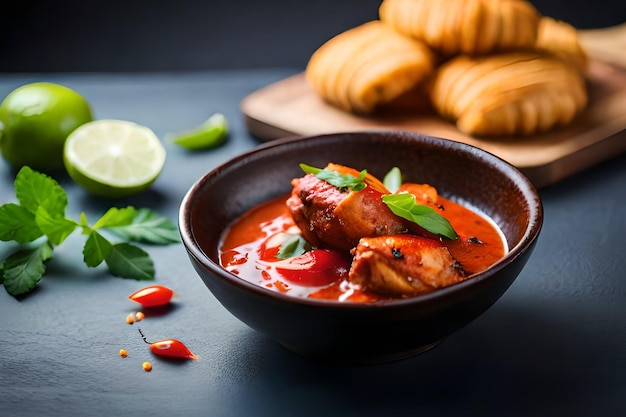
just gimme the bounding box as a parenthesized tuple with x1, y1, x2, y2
(219, 194, 507, 302)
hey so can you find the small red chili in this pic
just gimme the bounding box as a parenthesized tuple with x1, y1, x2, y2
(128, 285, 174, 308)
(138, 328, 198, 360)
(149, 339, 199, 360)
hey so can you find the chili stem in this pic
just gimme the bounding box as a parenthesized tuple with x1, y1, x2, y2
(137, 327, 153, 344)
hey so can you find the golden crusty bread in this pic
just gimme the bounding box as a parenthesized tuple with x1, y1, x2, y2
(535, 16, 588, 73)
(305, 20, 435, 114)
(429, 52, 588, 136)
(379, 0, 541, 56)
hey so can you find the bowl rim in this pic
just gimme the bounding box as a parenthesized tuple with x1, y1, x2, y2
(179, 130, 543, 310)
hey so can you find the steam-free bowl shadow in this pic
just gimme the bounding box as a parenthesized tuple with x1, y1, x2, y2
(211, 303, 618, 415)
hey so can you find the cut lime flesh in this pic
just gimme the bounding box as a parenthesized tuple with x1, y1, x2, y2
(63, 119, 166, 198)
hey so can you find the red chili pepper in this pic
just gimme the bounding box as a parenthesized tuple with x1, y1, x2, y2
(128, 285, 174, 307)
(149, 339, 199, 360)
(138, 328, 198, 360)
(274, 249, 351, 287)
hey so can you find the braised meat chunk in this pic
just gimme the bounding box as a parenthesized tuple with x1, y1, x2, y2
(286, 173, 347, 249)
(287, 174, 411, 252)
(286, 163, 474, 298)
(349, 234, 467, 297)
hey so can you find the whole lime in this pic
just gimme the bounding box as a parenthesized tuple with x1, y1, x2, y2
(0, 82, 94, 172)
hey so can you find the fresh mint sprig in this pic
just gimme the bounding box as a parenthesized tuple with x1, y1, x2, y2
(0, 166, 180, 298)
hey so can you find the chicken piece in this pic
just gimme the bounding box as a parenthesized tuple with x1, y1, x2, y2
(287, 174, 411, 252)
(349, 234, 467, 297)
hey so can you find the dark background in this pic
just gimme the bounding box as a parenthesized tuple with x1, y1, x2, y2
(0, 0, 624, 73)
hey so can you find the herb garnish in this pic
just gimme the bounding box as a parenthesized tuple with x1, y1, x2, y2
(0, 166, 180, 298)
(383, 166, 402, 193)
(297, 163, 457, 240)
(300, 163, 367, 192)
(275, 233, 312, 259)
(382, 193, 458, 240)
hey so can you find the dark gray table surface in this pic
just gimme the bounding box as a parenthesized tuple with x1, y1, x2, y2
(0, 71, 625, 417)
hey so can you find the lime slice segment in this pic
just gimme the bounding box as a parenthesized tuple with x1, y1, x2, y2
(167, 113, 228, 150)
(63, 119, 166, 198)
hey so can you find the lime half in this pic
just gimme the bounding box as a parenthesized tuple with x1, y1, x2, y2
(63, 119, 166, 198)
(167, 113, 228, 151)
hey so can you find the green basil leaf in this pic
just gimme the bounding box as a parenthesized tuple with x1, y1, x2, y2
(299, 163, 323, 175)
(276, 233, 312, 259)
(383, 167, 402, 193)
(299, 163, 367, 192)
(382, 193, 458, 240)
(105, 242, 155, 280)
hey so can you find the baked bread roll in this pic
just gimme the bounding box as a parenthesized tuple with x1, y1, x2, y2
(305, 20, 435, 114)
(535, 16, 588, 73)
(379, 0, 541, 56)
(429, 52, 588, 136)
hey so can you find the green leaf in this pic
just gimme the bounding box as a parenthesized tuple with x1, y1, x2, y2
(276, 233, 312, 259)
(83, 230, 113, 267)
(0, 203, 43, 243)
(382, 193, 458, 240)
(299, 163, 323, 175)
(105, 242, 155, 280)
(2, 243, 52, 296)
(300, 163, 367, 192)
(40, 242, 54, 262)
(79, 212, 90, 234)
(14, 166, 68, 217)
(103, 208, 180, 244)
(168, 113, 229, 151)
(35, 206, 78, 246)
(0, 166, 178, 299)
(92, 206, 136, 229)
(383, 167, 402, 193)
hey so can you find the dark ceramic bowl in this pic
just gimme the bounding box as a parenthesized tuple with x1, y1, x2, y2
(179, 131, 543, 365)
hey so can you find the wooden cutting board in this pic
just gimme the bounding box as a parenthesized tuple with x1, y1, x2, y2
(241, 25, 626, 188)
